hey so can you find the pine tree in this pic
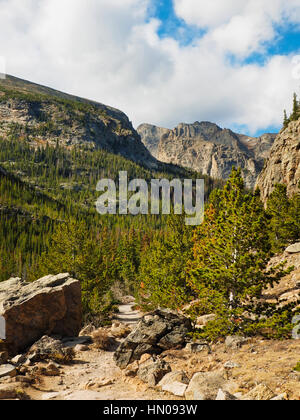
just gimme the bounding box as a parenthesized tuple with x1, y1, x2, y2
(292, 93, 299, 121)
(33, 220, 114, 313)
(187, 168, 293, 340)
(137, 213, 193, 311)
(283, 109, 289, 129)
(266, 184, 299, 251)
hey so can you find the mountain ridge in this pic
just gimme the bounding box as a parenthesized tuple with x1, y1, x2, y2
(0, 75, 162, 171)
(137, 121, 277, 189)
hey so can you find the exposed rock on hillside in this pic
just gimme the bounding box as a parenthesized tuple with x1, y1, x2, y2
(0, 75, 159, 170)
(137, 123, 170, 157)
(256, 118, 300, 203)
(138, 121, 276, 189)
(0, 273, 82, 355)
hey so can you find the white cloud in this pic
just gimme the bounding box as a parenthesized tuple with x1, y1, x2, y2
(0, 0, 299, 135)
(174, 0, 300, 57)
(174, 0, 244, 28)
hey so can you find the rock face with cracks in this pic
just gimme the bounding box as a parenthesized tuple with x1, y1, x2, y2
(0, 273, 82, 355)
(113, 310, 192, 368)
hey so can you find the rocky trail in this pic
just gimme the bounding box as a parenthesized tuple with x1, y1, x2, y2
(1, 260, 300, 401)
(27, 300, 178, 401)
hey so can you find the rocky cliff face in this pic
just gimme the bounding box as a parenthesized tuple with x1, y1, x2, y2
(256, 119, 300, 203)
(0, 75, 159, 170)
(137, 124, 171, 157)
(138, 121, 276, 189)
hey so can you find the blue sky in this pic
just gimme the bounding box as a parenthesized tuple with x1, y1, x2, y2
(1, 0, 300, 137)
(148, 0, 206, 46)
(146, 0, 300, 136)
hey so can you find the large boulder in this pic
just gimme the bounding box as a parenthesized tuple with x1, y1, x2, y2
(114, 309, 192, 368)
(0, 273, 82, 355)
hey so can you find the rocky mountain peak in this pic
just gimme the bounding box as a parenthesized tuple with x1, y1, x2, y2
(138, 121, 277, 189)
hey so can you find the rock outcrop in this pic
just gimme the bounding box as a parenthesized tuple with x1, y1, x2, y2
(0, 75, 159, 170)
(256, 118, 300, 203)
(0, 273, 82, 355)
(113, 310, 192, 368)
(138, 121, 276, 189)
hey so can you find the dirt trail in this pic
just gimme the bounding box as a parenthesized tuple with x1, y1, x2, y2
(28, 301, 175, 401)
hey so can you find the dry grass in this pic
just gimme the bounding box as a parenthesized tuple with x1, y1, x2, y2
(110, 322, 131, 339)
(161, 338, 300, 399)
(91, 329, 117, 351)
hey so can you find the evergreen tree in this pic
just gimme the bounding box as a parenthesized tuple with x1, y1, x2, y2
(187, 168, 293, 340)
(33, 221, 114, 313)
(283, 109, 289, 129)
(267, 184, 300, 252)
(137, 213, 193, 311)
(292, 92, 300, 121)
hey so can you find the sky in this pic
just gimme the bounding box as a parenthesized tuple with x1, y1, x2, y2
(0, 0, 300, 136)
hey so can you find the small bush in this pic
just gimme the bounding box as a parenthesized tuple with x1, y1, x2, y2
(294, 362, 300, 372)
(91, 329, 117, 351)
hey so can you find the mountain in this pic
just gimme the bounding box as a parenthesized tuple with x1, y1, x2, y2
(0, 75, 224, 282)
(137, 121, 276, 189)
(0, 75, 162, 170)
(256, 117, 300, 204)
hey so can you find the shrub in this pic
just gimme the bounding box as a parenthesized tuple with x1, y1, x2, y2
(91, 329, 117, 351)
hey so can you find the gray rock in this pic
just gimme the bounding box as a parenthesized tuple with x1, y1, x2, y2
(0, 364, 16, 378)
(74, 344, 89, 352)
(27, 336, 75, 363)
(158, 371, 190, 387)
(10, 354, 27, 365)
(216, 389, 238, 400)
(270, 393, 287, 401)
(225, 336, 249, 350)
(286, 243, 300, 254)
(162, 381, 188, 397)
(224, 361, 240, 369)
(137, 357, 171, 386)
(185, 342, 212, 354)
(114, 310, 192, 368)
(61, 336, 92, 348)
(158, 371, 190, 397)
(195, 314, 217, 327)
(185, 371, 226, 400)
(0, 273, 82, 355)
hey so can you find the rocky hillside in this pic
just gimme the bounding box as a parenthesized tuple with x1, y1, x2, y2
(256, 118, 300, 204)
(138, 122, 276, 189)
(0, 75, 159, 170)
